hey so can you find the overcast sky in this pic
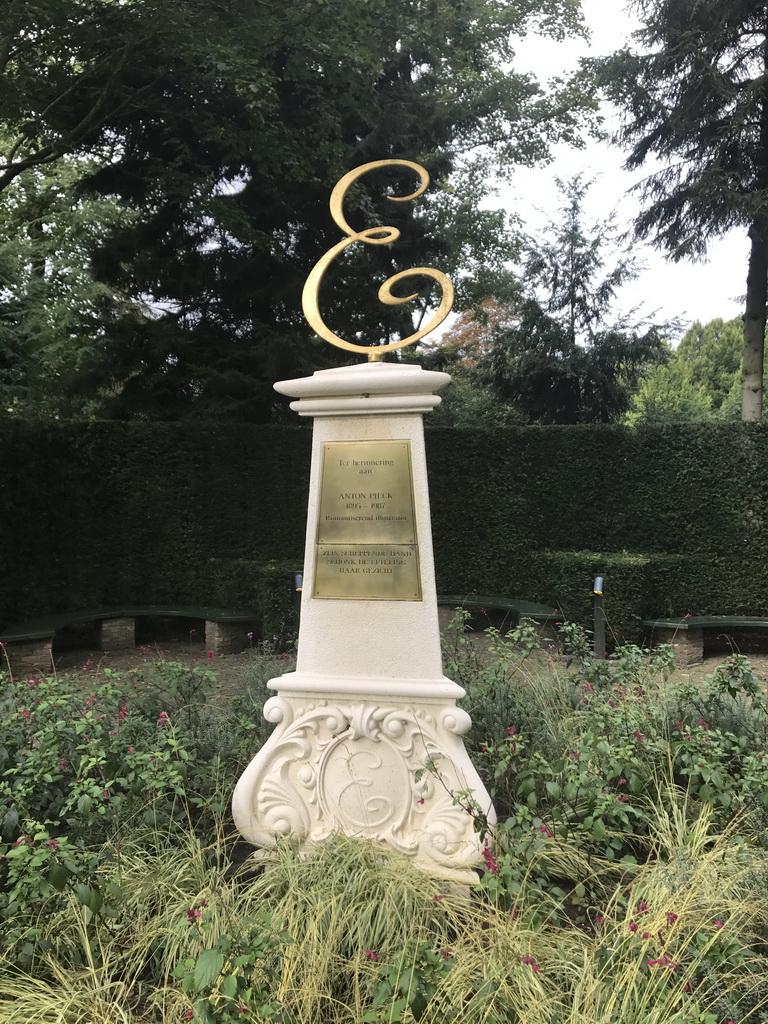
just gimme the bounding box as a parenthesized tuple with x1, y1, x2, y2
(500, 0, 747, 337)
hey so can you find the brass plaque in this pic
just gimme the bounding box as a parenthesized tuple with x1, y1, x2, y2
(313, 440, 422, 600)
(314, 544, 421, 600)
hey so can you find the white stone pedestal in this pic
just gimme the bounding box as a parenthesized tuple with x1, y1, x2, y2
(232, 362, 495, 883)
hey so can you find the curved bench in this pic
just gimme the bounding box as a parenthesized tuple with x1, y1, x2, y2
(437, 594, 562, 636)
(644, 615, 768, 667)
(0, 605, 258, 677)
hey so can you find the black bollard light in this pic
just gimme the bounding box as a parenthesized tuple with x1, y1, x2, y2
(292, 571, 303, 625)
(593, 575, 605, 659)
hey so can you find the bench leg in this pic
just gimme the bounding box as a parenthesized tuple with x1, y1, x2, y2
(2, 639, 52, 677)
(654, 627, 703, 668)
(205, 621, 250, 655)
(98, 617, 136, 652)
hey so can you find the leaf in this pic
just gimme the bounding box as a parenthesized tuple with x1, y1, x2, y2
(47, 862, 71, 892)
(220, 974, 238, 998)
(193, 949, 225, 991)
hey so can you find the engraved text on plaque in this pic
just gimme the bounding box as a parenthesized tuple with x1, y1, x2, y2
(313, 440, 421, 600)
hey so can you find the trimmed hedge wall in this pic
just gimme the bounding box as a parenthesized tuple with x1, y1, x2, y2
(3, 420, 768, 641)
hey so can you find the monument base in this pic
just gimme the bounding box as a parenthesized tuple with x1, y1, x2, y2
(232, 672, 494, 885)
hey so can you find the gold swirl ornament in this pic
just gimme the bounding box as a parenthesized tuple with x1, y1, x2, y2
(301, 159, 454, 362)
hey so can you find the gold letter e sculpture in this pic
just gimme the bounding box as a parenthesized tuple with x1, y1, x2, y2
(301, 159, 455, 358)
(231, 160, 494, 884)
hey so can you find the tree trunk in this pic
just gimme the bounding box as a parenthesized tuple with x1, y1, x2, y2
(742, 219, 768, 421)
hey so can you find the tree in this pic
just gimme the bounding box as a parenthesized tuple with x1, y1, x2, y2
(595, 1, 768, 420)
(475, 177, 667, 424)
(1, 0, 597, 420)
(626, 315, 768, 423)
(0, 153, 143, 416)
(676, 316, 743, 410)
(625, 356, 715, 425)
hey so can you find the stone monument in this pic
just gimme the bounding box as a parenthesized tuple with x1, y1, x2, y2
(232, 160, 495, 882)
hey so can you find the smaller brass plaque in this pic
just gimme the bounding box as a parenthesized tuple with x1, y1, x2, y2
(314, 544, 421, 600)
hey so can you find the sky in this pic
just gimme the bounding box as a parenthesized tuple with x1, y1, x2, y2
(500, 0, 747, 337)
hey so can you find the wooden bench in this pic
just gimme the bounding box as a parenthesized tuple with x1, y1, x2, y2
(644, 615, 768, 667)
(0, 606, 258, 677)
(437, 594, 562, 638)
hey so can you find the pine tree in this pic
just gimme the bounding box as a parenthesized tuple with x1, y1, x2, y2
(595, 0, 768, 420)
(477, 177, 667, 424)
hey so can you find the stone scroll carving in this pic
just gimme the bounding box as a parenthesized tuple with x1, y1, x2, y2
(232, 694, 491, 882)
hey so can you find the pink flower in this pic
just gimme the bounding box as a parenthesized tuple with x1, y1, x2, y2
(642, 932, 651, 939)
(21, 708, 31, 718)
(618, 778, 626, 786)
(207, 650, 215, 660)
(506, 726, 517, 736)
(118, 705, 128, 720)
(714, 919, 724, 929)
(184, 1011, 194, 1021)
(364, 950, 379, 961)
(538, 823, 553, 837)
(127, 746, 135, 753)
(432, 894, 445, 902)
(157, 711, 169, 724)
(666, 911, 678, 926)
(633, 730, 645, 742)
(616, 795, 628, 802)
(594, 915, 605, 925)
(46, 839, 59, 849)
(439, 947, 453, 960)
(237, 1008, 250, 1014)
(187, 908, 204, 922)
(645, 956, 679, 968)
(59, 758, 67, 770)
(638, 899, 650, 915)
(629, 921, 638, 933)
(521, 956, 541, 973)
(482, 843, 499, 875)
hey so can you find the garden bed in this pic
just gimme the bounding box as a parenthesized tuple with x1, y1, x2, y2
(2, 622, 768, 1023)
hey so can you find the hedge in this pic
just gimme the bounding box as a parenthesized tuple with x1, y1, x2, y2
(3, 419, 768, 641)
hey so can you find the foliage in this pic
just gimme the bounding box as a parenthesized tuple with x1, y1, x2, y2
(11, 419, 768, 639)
(626, 356, 716, 425)
(677, 318, 745, 411)
(627, 318, 752, 425)
(0, 0, 596, 421)
(3, 645, 768, 1021)
(475, 176, 669, 423)
(0, 154, 142, 417)
(594, 1, 768, 419)
(0, 660, 267, 948)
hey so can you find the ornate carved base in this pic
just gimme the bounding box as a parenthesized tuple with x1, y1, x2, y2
(232, 684, 494, 884)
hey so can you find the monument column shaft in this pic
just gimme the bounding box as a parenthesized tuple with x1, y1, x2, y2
(296, 406, 442, 683)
